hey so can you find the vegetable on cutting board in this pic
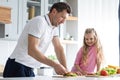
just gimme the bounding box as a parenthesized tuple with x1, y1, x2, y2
(96, 65, 120, 76)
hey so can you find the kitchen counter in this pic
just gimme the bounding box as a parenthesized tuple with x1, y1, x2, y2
(0, 75, 120, 80)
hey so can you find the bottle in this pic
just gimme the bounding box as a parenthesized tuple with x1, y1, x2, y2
(28, 6, 35, 19)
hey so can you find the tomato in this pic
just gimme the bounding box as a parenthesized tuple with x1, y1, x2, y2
(100, 70, 108, 76)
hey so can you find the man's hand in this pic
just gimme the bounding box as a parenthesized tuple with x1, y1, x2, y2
(53, 63, 68, 75)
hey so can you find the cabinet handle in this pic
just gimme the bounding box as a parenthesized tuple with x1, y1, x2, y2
(5, 34, 9, 37)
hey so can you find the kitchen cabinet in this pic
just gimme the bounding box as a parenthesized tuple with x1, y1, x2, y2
(62, 0, 78, 42)
(0, 0, 18, 39)
(0, 0, 27, 40)
(27, 0, 64, 20)
(27, 0, 43, 19)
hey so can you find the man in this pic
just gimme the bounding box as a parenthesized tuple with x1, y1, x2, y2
(3, 2, 72, 77)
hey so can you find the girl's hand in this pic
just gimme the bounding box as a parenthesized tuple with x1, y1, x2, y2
(75, 70, 87, 76)
(80, 71, 88, 75)
(75, 71, 82, 76)
(87, 73, 95, 75)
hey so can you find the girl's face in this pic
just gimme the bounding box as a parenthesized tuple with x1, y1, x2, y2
(84, 33, 96, 47)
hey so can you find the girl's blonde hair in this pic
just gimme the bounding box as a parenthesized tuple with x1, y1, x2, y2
(82, 28, 104, 65)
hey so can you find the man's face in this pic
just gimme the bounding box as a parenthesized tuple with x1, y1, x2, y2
(51, 9, 69, 27)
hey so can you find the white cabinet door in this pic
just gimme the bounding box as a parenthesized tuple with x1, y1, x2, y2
(0, 0, 19, 40)
(27, 0, 45, 18)
(18, 0, 28, 36)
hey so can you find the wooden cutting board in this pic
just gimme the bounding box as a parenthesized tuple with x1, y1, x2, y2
(52, 75, 85, 78)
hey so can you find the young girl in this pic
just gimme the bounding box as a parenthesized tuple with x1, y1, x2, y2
(71, 28, 104, 75)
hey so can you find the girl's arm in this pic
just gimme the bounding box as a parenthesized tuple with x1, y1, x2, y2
(73, 47, 87, 75)
(96, 60, 101, 72)
(75, 64, 87, 75)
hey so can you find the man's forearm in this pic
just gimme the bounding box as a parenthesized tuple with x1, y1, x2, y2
(55, 47, 67, 68)
(59, 53, 67, 68)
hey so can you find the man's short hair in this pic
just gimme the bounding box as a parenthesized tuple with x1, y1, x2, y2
(50, 2, 72, 14)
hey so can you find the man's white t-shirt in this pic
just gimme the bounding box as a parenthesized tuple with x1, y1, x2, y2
(10, 15, 59, 68)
